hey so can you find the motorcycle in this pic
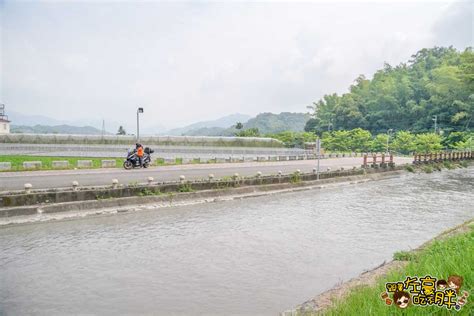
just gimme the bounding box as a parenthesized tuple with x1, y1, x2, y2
(123, 147, 154, 169)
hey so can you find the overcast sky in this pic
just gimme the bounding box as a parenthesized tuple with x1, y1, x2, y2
(1, 0, 472, 131)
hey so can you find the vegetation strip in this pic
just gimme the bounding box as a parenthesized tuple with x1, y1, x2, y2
(285, 219, 474, 315)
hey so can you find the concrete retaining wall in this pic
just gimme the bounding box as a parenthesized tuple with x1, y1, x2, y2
(0, 167, 399, 210)
(0, 167, 407, 219)
(77, 160, 93, 168)
(23, 161, 42, 169)
(101, 160, 116, 168)
(0, 162, 11, 170)
(0, 133, 284, 147)
(52, 161, 69, 169)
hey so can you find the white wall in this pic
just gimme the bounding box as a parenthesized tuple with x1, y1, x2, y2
(0, 122, 10, 134)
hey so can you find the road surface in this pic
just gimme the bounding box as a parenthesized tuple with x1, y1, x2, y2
(0, 157, 412, 191)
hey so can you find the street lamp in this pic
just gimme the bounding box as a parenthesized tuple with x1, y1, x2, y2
(387, 128, 393, 154)
(137, 107, 144, 142)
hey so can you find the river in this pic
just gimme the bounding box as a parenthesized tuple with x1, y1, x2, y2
(1, 168, 473, 315)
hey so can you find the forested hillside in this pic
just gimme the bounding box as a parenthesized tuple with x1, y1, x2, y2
(243, 112, 310, 134)
(305, 47, 473, 134)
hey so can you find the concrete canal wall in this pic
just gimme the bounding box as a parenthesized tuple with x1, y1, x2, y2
(0, 166, 403, 218)
(0, 133, 284, 147)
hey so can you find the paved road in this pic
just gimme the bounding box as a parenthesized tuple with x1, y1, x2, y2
(0, 157, 412, 191)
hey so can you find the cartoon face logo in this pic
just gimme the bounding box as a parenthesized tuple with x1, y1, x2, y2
(394, 291, 410, 309)
(437, 279, 448, 290)
(448, 275, 463, 293)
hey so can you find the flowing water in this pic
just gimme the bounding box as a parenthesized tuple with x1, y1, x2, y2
(1, 168, 473, 315)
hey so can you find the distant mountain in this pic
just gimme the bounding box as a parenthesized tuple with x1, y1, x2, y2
(11, 124, 106, 135)
(243, 112, 310, 134)
(8, 111, 66, 126)
(7, 110, 160, 135)
(167, 113, 251, 135)
(184, 126, 235, 136)
(176, 112, 310, 136)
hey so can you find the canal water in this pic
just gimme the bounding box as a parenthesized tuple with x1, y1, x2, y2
(1, 168, 473, 315)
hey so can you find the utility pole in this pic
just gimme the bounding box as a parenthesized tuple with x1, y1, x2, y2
(387, 128, 393, 154)
(101, 119, 105, 138)
(327, 121, 333, 132)
(432, 115, 438, 134)
(137, 107, 144, 142)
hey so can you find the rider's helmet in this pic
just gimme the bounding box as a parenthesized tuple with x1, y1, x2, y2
(136, 143, 142, 148)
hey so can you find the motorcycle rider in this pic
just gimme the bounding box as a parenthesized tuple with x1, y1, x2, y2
(136, 143, 144, 167)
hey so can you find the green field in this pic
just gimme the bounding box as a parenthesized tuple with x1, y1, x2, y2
(321, 222, 473, 315)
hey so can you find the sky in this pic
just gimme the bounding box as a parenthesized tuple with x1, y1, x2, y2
(0, 0, 472, 132)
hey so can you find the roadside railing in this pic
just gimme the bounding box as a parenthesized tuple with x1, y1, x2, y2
(362, 153, 395, 168)
(412, 151, 473, 164)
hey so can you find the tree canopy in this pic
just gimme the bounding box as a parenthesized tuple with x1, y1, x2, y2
(305, 47, 474, 135)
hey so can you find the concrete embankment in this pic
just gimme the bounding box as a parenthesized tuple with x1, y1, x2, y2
(0, 166, 405, 222)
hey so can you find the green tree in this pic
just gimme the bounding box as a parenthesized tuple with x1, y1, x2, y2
(324, 130, 351, 152)
(235, 122, 243, 130)
(414, 133, 443, 153)
(117, 126, 126, 135)
(370, 134, 389, 152)
(392, 131, 416, 154)
(236, 128, 260, 137)
(348, 128, 372, 152)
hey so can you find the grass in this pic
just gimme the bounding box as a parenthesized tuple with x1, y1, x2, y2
(0, 155, 124, 171)
(290, 171, 302, 183)
(138, 188, 162, 196)
(393, 250, 418, 261)
(322, 222, 474, 315)
(422, 165, 433, 173)
(405, 165, 415, 173)
(443, 161, 456, 170)
(177, 183, 194, 192)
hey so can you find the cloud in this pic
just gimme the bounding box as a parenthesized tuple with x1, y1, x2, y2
(432, 1, 473, 49)
(1, 0, 470, 131)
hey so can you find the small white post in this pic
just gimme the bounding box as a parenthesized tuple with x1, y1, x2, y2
(24, 183, 32, 194)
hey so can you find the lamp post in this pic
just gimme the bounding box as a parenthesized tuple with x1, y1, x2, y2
(387, 128, 393, 154)
(316, 138, 321, 180)
(137, 107, 144, 142)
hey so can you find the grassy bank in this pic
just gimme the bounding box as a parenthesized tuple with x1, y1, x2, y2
(0, 155, 124, 171)
(322, 221, 473, 315)
(0, 155, 224, 172)
(404, 160, 470, 173)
